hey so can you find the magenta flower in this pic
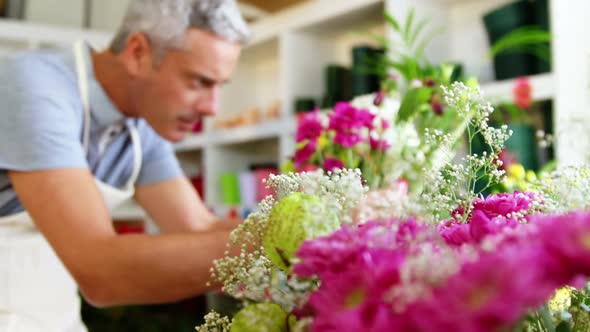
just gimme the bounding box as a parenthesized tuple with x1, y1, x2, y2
(329, 102, 375, 131)
(369, 136, 391, 151)
(323, 158, 344, 172)
(294, 219, 420, 280)
(307, 250, 405, 332)
(536, 211, 590, 275)
(472, 191, 535, 221)
(334, 132, 364, 148)
(326, 102, 376, 148)
(438, 220, 473, 246)
(296, 111, 324, 143)
(469, 210, 521, 243)
(297, 210, 590, 332)
(440, 192, 537, 246)
(293, 140, 318, 167)
(406, 242, 559, 332)
(297, 164, 320, 173)
(373, 91, 386, 106)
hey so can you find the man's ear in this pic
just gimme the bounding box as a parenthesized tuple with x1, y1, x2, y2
(120, 32, 154, 76)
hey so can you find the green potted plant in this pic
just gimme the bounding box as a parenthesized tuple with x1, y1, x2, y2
(483, 0, 552, 80)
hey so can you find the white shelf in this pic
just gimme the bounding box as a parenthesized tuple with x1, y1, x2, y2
(174, 119, 295, 152)
(174, 133, 206, 152)
(210, 119, 295, 146)
(247, 0, 382, 48)
(480, 73, 555, 102)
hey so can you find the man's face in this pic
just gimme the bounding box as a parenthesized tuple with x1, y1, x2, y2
(132, 29, 241, 142)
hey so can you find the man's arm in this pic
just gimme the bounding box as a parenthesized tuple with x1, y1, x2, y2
(9, 168, 233, 308)
(133, 177, 241, 233)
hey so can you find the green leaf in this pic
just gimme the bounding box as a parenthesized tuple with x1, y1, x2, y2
(489, 26, 551, 59)
(404, 56, 419, 80)
(280, 160, 295, 174)
(440, 63, 456, 84)
(384, 12, 401, 32)
(538, 305, 556, 332)
(465, 77, 480, 89)
(397, 87, 433, 122)
(414, 26, 443, 60)
(409, 17, 430, 48)
(403, 9, 415, 44)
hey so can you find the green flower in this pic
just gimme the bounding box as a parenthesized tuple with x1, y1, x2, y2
(231, 303, 290, 332)
(263, 192, 340, 270)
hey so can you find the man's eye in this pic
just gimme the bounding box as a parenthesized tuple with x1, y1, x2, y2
(199, 78, 215, 88)
(188, 79, 204, 89)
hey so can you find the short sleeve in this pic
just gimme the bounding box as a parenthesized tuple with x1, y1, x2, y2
(136, 121, 183, 185)
(0, 53, 88, 171)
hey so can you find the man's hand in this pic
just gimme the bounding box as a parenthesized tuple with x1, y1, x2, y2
(134, 177, 242, 233)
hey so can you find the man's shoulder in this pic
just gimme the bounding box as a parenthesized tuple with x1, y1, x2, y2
(0, 48, 77, 92)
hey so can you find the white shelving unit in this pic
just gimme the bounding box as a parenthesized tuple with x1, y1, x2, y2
(1, 0, 589, 220)
(480, 73, 555, 102)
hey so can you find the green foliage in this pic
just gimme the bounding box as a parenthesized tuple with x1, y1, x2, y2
(382, 10, 443, 83)
(489, 26, 552, 63)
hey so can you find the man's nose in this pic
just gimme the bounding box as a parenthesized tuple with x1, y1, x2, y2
(196, 86, 219, 116)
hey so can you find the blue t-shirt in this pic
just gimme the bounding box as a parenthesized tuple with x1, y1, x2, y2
(0, 43, 183, 216)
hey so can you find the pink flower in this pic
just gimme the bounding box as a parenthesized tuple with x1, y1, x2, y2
(536, 211, 590, 275)
(469, 209, 520, 243)
(513, 77, 532, 109)
(472, 191, 535, 221)
(297, 210, 590, 332)
(327, 102, 376, 148)
(496, 149, 518, 171)
(323, 158, 344, 172)
(296, 110, 324, 143)
(334, 132, 364, 148)
(293, 140, 318, 167)
(308, 250, 405, 332)
(438, 220, 473, 246)
(329, 102, 375, 131)
(369, 136, 391, 151)
(439, 192, 535, 246)
(297, 164, 320, 173)
(373, 91, 385, 106)
(407, 242, 559, 332)
(294, 219, 421, 280)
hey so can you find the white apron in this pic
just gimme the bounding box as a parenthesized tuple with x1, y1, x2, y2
(0, 41, 143, 332)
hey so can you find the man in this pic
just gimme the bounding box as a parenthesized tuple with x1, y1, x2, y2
(0, 0, 250, 330)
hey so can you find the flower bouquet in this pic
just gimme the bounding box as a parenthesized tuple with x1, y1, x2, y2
(197, 82, 590, 332)
(286, 9, 472, 194)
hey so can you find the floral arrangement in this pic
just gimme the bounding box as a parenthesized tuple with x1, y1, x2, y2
(197, 82, 590, 332)
(285, 95, 399, 190)
(286, 10, 472, 193)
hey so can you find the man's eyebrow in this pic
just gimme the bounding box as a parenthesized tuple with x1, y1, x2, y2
(184, 70, 229, 85)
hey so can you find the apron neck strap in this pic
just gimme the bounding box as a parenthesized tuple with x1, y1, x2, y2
(73, 41, 143, 188)
(74, 41, 91, 155)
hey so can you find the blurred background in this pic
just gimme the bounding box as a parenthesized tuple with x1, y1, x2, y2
(1, 0, 589, 330)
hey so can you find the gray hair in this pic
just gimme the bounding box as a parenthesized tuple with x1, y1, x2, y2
(110, 0, 251, 56)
